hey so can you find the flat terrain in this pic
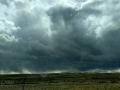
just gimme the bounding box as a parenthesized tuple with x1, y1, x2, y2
(0, 73, 120, 90)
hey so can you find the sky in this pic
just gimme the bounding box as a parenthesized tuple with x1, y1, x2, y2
(0, 0, 120, 74)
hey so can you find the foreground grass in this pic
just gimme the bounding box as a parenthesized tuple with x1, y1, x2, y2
(1, 73, 120, 90)
(0, 83, 120, 90)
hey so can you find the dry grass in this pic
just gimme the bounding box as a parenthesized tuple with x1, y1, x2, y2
(1, 73, 120, 90)
(0, 83, 120, 90)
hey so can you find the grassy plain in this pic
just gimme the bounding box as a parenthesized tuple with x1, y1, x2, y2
(0, 73, 120, 90)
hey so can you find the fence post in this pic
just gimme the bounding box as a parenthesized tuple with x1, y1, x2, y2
(22, 76, 27, 90)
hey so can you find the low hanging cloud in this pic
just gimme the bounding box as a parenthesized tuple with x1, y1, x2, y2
(0, 0, 120, 73)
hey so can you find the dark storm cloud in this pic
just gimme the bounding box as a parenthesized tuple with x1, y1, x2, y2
(0, 0, 120, 73)
(40, 5, 104, 71)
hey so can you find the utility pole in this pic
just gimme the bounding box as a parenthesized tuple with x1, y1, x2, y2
(22, 76, 27, 90)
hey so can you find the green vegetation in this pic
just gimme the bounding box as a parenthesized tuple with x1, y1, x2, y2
(0, 73, 120, 90)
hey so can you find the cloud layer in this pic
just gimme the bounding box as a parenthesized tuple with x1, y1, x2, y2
(0, 0, 120, 73)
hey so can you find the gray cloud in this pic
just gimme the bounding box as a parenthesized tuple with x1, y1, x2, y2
(0, 0, 120, 73)
(0, 0, 9, 6)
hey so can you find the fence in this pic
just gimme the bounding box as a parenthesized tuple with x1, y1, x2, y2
(1, 79, 14, 85)
(0, 77, 29, 90)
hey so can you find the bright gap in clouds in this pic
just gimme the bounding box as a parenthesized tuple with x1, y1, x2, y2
(0, 0, 120, 73)
(2, 69, 120, 74)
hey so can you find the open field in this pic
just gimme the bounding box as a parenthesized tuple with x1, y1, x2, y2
(0, 73, 120, 90)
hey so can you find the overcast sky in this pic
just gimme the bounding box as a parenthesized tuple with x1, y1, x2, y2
(0, 0, 120, 74)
